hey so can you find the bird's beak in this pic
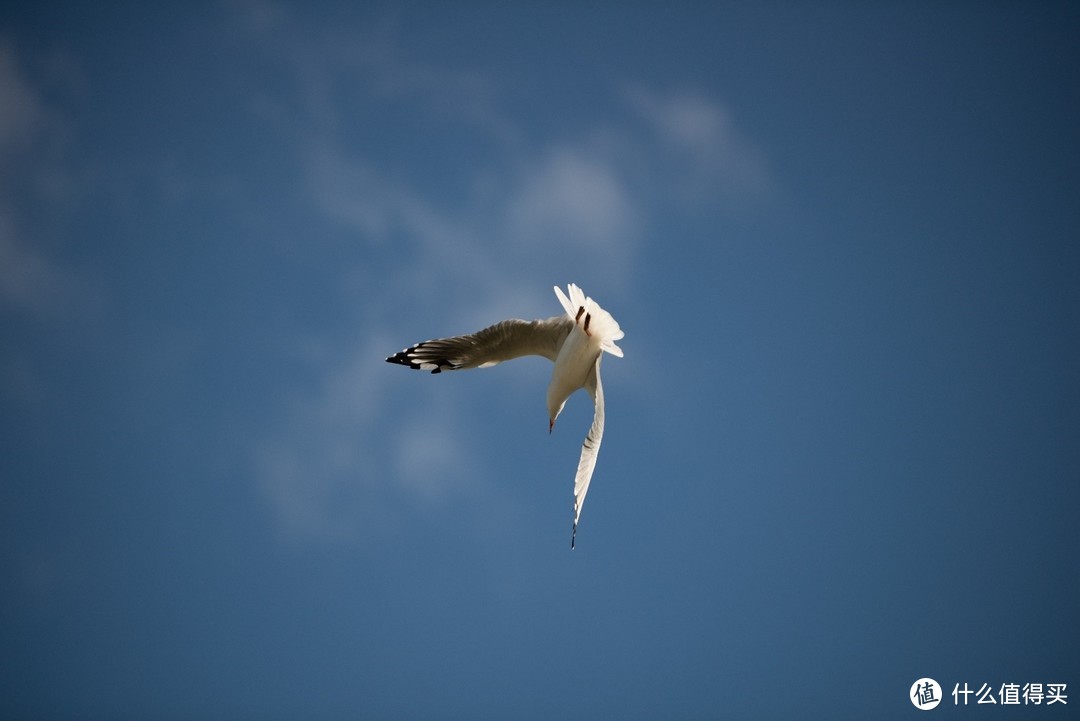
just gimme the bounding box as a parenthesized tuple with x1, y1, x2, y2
(549, 418, 555, 434)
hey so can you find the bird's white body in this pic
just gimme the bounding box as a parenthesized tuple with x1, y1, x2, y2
(547, 324, 595, 421)
(386, 283, 624, 548)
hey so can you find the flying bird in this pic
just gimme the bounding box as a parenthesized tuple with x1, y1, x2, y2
(386, 283, 624, 548)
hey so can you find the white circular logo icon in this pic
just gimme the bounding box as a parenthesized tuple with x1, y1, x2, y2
(911, 678, 942, 710)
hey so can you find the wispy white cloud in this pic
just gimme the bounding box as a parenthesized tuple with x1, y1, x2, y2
(0, 221, 70, 314)
(623, 85, 770, 202)
(505, 146, 640, 254)
(0, 41, 51, 312)
(0, 43, 41, 154)
(255, 334, 394, 542)
(235, 0, 518, 146)
(253, 332, 487, 544)
(393, 417, 474, 503)
(303, 144, 409, 243)
(0, 39, 96, 319)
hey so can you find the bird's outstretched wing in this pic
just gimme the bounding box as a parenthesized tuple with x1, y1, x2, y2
(386, 316, 571, 373)
(571, 355, 605, 549)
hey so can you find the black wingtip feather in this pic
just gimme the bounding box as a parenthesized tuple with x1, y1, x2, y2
(385, 345, 458, 373)
(385, 350, 418, 369)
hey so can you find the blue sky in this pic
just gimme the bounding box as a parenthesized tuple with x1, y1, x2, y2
(2, 2, 1078, 718)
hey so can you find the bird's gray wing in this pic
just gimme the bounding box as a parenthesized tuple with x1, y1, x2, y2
(386, 316, 571, 373)
(571, 354, 605, 549)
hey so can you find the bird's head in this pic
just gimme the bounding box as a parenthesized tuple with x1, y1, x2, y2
(547, 398, 566, 434)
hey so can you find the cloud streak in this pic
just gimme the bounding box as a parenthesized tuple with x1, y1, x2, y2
(623, 84, 770, 202)
(505, 146, 640, 255)
(0, 42, 42, 153)
(0, 39, 96, 319)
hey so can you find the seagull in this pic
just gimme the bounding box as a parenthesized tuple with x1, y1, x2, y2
(386, 283, 624, 548)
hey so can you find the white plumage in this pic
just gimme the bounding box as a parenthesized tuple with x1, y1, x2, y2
(386, 283, 624, 548)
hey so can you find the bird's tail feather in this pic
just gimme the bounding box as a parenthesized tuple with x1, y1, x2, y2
(554, 283, 624, 357)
